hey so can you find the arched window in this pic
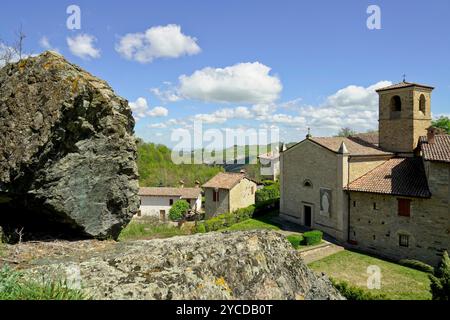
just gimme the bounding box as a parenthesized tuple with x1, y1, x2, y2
(303, 179, 313, 188)
(419, 94, 426, 114)
(390, 95, 402, 112)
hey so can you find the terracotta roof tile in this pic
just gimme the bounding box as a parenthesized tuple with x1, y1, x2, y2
(419, 135, 450, 163)
(138, 187, 201, 199)
(375, 81, 434, 92)
(202, 172, 249, 190)
(310, 137, 392, 156)
(349, 132, 379, 146)
(347, 158, 431, 198)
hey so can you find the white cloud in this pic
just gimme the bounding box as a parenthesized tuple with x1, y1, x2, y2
(178, 62, 282, 104)
(39, 36, 59, 53)
(129, 97, 169, 121)
(116, 24, 201, 63)
(150, 87, 182, 102)
(192, 106, 253, 124)
(67, 34, 100, 60)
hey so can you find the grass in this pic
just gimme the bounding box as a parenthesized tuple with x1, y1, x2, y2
(118, 220, 191, 241)
(221, 213, 281, 232)
(0, 266, 86, 300)
(309, 250, 432, 300)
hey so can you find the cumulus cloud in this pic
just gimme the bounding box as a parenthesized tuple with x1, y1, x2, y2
(193, 106, 253, 124)
(178, 62, 282, 104)
(150, 86, 182, 102)
(67, 34, 100, 60)
(129, 97, 169, 121)
(39, 36, 59, 53)
(116, 24, 201, 63)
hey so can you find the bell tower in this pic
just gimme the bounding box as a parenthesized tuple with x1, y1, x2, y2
(376, 81, 434, 154)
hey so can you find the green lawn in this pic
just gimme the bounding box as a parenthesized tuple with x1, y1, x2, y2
(221, 214, 281, 232)
(309, 250, 432, 300)
(118, 220, 190, 241)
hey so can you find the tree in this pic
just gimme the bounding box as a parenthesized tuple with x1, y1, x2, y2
(336, 127, 357, 137)
(169, 200, 190, 221)
(0, 25, 27, 66)
(432, 116, 450, 134)
(429, 251, 450, 300)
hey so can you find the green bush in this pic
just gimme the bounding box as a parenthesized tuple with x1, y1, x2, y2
(195, 223, 206, 234)
(169, 200, 190, 221)
(197, 205, 256, 233)
(429, 251, 450, 300)
(287, 235, 304, 249)
(255, 183, 280, 204)
(399, 259, 434, 274)
(262, 180, 276, 186)
(331, 279, 387, 300)
(303, 230, 323, 246)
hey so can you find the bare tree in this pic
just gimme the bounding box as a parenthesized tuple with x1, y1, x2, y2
(14, 24, 26, 60)
(0, 25, 27, 66)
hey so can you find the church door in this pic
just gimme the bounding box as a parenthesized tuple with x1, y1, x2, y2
(304, 206, 312, 227)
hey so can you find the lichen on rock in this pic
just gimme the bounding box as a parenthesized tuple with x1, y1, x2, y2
(0, 51, 140, 240)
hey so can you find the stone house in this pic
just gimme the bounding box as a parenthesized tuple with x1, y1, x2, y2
(280, 81, 450, 266)
(202, 172, 257, 218)
(138, 187, 202, 221)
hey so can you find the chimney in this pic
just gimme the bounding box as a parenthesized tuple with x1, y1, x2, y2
(240, 169, 246, 174)
(179, 180, 185, 188)
(427, 127, 437, 144)
(194, 180, 201, 188)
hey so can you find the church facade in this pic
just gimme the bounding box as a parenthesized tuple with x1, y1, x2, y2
(280, 81, 450, 266)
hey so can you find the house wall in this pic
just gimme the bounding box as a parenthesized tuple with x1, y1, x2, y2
(349, 161, 450, 266)
(229, 179, 257, 212)
(140, 195, 201, 220)
(280, 140, 346, 240)
(204, 188, 229, 218)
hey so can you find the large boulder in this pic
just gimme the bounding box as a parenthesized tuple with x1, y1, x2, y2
(23, 230, 344, 300)
(0, 51, 140, 240)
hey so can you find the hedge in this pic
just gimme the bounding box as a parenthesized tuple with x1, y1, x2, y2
(303, 230, 323, 246)
(287, 235, 304, 249)
(331, 279, 387, 300)
(398, 259, 434, 274)
(196, 205, 256, 233)
(255, 183, 280, 204)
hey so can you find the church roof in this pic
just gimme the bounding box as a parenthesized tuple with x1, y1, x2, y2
(418, 135, 450, 163)
(347, 158, 431, 198)
(350, 132, 379, 146)
(309, 136, 392, 157)
(375, 81, 434, 92)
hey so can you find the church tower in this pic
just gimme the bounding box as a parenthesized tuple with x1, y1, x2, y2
(376, 81, 434, 154)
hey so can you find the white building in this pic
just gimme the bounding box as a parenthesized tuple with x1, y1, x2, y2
(138, 187, 202, 221)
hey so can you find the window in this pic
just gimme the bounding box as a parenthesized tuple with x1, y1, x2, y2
(303, 179, 313, 188)
(213, 190, 219, 202)
(390, 95, 402, 112)
(373, 202, 379, 210)
(419, 94, 426, 114)
(251, 186, 255, 194)
(169, 199, 174, 206)
(399, 234, 409, 247)
(353, 201, 357, 207)
(398, 199, 411, 217)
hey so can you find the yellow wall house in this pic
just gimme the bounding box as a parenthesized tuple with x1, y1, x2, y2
(203, 172, 257, 218)
(280, 81, 450, 266)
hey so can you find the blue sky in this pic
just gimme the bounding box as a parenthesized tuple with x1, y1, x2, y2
(1, 0, 449, 148)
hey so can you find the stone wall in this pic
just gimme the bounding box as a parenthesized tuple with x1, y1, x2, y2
(204, 188, 230, 218)
(229, 178, 256, 212)
(349, 162, 449, 266)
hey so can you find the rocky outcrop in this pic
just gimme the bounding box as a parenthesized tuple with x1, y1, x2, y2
(24, 230, 344, 300)
(0, 51, 140, 240)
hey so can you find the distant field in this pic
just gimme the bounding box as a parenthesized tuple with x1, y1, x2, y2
(309, 250, 432, 300)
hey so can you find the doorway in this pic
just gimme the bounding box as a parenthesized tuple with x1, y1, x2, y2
(160, 210, 166, 222)
(304, 205, 312, 227)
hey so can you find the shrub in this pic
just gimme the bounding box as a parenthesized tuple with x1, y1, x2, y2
(197, 205, 256, 233)
(399, 259, 434, 274)
(331, 279, 387, 300)
(429, 251, 450, 300)
(195, 223, 206, 234)
(262, 180, 276, 186)
(287, 235, 304, 249)
(254, 198, 280, 216)
(169, 200, 190, 221)
(303, 230, 323, 246)
(255, 183, 280, 204)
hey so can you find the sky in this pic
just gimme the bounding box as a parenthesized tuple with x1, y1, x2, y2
(1, 0, 449, 149)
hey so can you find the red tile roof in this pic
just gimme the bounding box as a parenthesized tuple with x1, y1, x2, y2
(419, 135, 450, 163)
(375, 81, 434, 92)
(310, 137, 392, 156)
(349, 132, 379, 146)
(138, 187, 201, 199)
(202, 172, 253, 190)
(347, 157, 431, 198)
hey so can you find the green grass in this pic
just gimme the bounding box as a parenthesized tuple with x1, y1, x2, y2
(0, 266, 86, 300)
(309, 250, 432, 300)
(221, 213, 281, 232)
(118, 220, 190, 241)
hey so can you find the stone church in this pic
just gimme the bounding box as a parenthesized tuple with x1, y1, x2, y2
(280, 81, 450, 266)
